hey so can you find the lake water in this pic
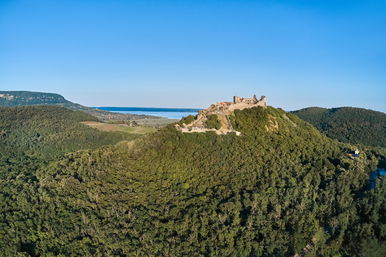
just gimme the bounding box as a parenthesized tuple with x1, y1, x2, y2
(369, 168, 386, 189)
(96, 107, 201, 120)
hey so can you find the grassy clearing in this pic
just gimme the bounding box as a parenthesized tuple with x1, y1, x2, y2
(81, 121, 157, 134)
(133, 118, 178, 127)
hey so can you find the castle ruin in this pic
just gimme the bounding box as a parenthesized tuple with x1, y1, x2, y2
(175, 95, 266, 135)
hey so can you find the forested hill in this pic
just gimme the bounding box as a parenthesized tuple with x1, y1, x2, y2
(292, 107, 386, 147)
(0, 91, 69, 106)
(1, 105, 384, 256)
(0, 105, 144, 255)
(0, 105, 139, 161)
(0, 91, 159, 121)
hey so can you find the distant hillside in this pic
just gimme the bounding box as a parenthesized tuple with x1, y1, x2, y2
(0, 91, 163, 122)
(0, 91, 69, 105)
(292, 107, 386, 147)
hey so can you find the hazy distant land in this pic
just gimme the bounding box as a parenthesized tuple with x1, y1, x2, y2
(96, 106, 201, 119)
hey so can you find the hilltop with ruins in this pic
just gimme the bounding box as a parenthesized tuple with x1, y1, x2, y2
(175, 95, 266, 135)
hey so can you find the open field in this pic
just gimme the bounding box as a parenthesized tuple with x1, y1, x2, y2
(133, 118, 178, 127)
(81, 121, 157, 134)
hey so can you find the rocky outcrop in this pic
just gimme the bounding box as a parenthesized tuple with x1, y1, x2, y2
(0, 94, 14, 100)
(175, 95, 266, 135)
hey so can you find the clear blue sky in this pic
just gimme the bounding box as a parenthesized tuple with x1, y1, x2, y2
(1, 0, 385, 111)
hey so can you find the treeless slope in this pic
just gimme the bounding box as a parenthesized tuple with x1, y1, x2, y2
(81, 121, 156, 134)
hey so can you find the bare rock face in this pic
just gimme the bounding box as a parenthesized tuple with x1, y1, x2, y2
(0, 94, 14, 100)
(175, 95, 266, 135)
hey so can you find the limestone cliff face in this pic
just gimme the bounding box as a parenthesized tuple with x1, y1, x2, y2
(175, 95, 266, 135)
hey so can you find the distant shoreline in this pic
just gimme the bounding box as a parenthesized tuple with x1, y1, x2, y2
(95, 107, 202, 112)
(95, 107, 201, 119)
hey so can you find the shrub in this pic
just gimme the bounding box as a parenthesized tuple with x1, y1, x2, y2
(181, 115, 195, 125)
(205, 114, 221, 129)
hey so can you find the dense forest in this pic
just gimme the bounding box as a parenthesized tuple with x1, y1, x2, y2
(0, 106, 145, 256)
(0, 106, 385, 256)
(292, 107, 386, 148)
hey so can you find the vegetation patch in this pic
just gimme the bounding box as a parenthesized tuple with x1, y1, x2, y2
(205, 114, 222, 129)
(180, 115, 195, 125)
